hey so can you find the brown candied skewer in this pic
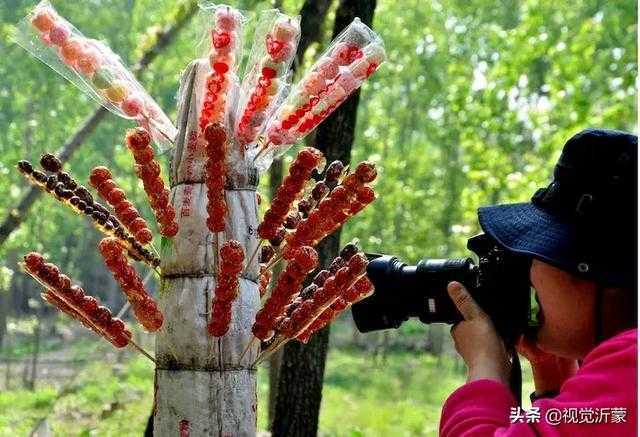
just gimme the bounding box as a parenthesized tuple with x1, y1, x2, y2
(207, 241, 244, 337)
(203, 123, 228, 233)
(90, 167, 153, 245)
(125, 128, 178, 237)
(17, 156, 160, 269)
(22, 252, 132, 349)
(273, 243, 359, 333)
(98, 238, 164, 332)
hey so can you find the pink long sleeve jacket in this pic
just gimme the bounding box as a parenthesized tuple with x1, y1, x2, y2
(440, 328, 637, 436)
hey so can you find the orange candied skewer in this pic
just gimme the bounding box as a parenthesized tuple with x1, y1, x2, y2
(16, 155, 159, 268)
(252, 246, 318, 341)
(282, 161, 377, 259)
(257, 147, 325, 243)
(203, 123, 228, 233)
(296, 275, 374, 343)
(98, 238, 163, 331)
(124, 128, 178, 237)
(23, 252, 132, 348)
(278, 252, 368, 339)
(207, 241, 244, 337)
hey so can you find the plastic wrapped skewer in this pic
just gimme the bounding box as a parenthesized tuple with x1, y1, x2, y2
(235, 10, 300, 151)
(14, 1, 177, 150)
(197, 4, 245, 134)
(252, 18, 385, 171)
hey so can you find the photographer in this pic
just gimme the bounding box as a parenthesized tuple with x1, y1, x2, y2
(440, 129, 637, 436)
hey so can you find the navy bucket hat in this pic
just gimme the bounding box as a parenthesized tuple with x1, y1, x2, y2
(478, 128, 638, 289)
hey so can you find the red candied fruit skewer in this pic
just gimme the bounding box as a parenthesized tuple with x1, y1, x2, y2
(279, 252, 368, 339)
(257, 147, 324, 242)
(207, 240, 245, 337)
(89, 166, 153, 245)
(98, 238, 163, 332)
(252, 246, 318, 341)
(203, 123, 228, 233)
(125, 128, 178, 237)
(282, 161, 376, 258)
(296, 275, 373, 344)
(23, 252, 132, 348)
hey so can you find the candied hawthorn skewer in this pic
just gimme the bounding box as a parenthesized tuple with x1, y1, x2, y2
(282, 252, 368, 338)
(22, 252, 136, 351)
(203, 123, 228, 233)
(257, 246, 276, 298)
(245, 147, 324, 272)
(236, 17, 300, 147)
(17, 155, 159, 268)
(207, 240, 245, 337)
(98, 238, 163, 331)
(270, 243, 358, 341)
(199, 7, 242, 132)
(125, 128, 178, 237)
(251, 246, 318, 342)
(256, 250, 368, 364)
(89, 166, 153, 245)
(282, 162, 376, 259)
(296, 276, 374, 343)
(257, 147, 324, 240)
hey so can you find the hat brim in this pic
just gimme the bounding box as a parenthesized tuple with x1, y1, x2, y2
(478, 203, 582, 274)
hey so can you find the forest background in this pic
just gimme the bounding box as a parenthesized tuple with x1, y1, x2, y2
(0, 0, 636, 435)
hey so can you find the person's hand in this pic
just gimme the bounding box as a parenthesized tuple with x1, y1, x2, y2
(447, 281, 511, 386)
(517, 335, 578, 394)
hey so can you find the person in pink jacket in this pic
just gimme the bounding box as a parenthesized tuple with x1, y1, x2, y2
(439, 129, 638, 436)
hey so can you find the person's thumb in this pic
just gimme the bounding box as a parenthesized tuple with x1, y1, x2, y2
(447, 281, 482, 321)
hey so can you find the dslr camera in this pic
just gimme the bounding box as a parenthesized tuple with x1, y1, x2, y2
(352, 234, 535, 346)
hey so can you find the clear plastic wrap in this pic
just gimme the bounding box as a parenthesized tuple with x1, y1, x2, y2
(234, 10, 301, 151)
(14, 1, 177, 151)
(196, 3, 246, 134)
(253, 18, 385, 171)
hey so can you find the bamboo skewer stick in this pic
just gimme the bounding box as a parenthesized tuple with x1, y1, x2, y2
(237, 336, 258, 366)
(242, 239, 263, 276)
(23, 264, 157, 364)
(129, 338, 157, 364)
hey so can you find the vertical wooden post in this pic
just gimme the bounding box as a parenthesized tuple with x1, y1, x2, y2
(153, 59, 260, 436)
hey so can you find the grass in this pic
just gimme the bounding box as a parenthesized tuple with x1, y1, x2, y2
(0, 345, 531, 436)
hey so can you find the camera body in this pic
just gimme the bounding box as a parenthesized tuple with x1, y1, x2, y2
(351, 234, 533, 346)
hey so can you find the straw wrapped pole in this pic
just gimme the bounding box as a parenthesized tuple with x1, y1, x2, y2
(153, 59, 261, 435)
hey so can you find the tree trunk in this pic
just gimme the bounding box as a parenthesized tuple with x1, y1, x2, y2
(265, 0, 333, 428)
(153, 58, 260, 435)
(271, 2, 377, 436)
